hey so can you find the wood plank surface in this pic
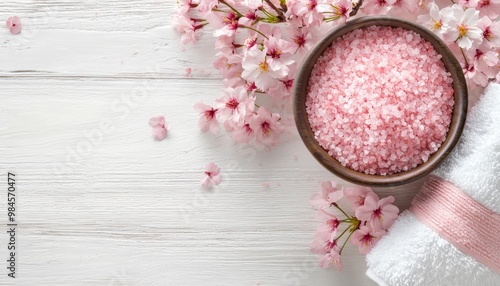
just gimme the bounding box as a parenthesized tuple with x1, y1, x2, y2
(0, 1, 424, 285)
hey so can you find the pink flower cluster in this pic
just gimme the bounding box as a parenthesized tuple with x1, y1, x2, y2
(310, 181, 399, 270)
(174, 1, 500, 147)
(417, 2, 500, 87)
(175, 0, 365, 148)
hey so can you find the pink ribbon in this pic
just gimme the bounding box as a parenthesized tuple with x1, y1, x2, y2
(411, 175, 500, 273)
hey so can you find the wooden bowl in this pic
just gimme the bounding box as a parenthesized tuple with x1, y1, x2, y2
(293, 16, 468, 187)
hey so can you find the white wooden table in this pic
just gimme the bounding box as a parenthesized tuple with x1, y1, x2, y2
(0, 1, 421, 285)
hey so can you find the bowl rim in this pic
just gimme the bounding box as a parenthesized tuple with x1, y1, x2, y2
(293, 16, 468, 187)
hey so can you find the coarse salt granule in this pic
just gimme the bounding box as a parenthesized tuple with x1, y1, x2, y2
(306, 26, 454, 175)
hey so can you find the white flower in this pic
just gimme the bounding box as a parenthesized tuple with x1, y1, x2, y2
(417, 2, 447, 35)
(241, 46, 287, 90)
(443, 6, 482, 49)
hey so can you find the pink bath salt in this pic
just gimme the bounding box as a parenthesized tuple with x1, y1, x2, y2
(306, 26, 454, 175)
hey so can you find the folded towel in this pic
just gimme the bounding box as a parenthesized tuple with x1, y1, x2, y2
(365, 82, 500, 286)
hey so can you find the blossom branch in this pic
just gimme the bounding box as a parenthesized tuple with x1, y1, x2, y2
(349, 0, 364, 17)
(459, 47, 469, 67)
(240, 25, 269, 39)
(332, 202, 350, 218)
(263, 0, 286, 22)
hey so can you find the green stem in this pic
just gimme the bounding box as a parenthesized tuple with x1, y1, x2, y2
(220, 0, 243, 17)
(349, 0, 364, 17)
(332, 203, 350, 219)
(263, 0, 286, 22)
(334, 225, 351, 241)
(339, 227, 356, 255)
(460, 47, 469, 67)
(240, 25, 269, 39)
(190, 18, 207, 23)
(212, 8, 228, 13)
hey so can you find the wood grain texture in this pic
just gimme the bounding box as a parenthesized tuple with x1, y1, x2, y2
(0, 2, 421, 286)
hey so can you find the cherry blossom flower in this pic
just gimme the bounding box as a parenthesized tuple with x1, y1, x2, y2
(286, 0, 325, 27)
(477, 16, 500, 47)
(201, 162, 222, 188)
(362, 0, 396, 15)
(5, 16, 22, 35)
(231, 117, 256, 143)
(214, 11, 240, 37)
(194, 103, 219, 134)
(214, 53, 244, 80)
(215, 35, 238, 57)
(290, 26, 322, 55)
(318, 0, 353, 22)
(177, 0, 194, 14)
(317, 209, 341, 233)
(267, 76, 295, 99)
(249, 107, 284, 148)
(458, 0, 479, 8)
(172, 13, 202, 45)
(241, 46, 287, 90)
(245, 81, 257, 91)
(355, 195, 399, 229)
(311, 227, 338, 255)
(476, 0, 500, 18)
(149, 115, 168, 141)
(343, 186, 378, 208)
(443, 6, 482, 49)
(350, 225, 386, 254)
(319, 248, 343, 270)
(198, 0, 220, 16)
(310, 180, 398, 269)
(215, 86, 255, 122)
(465, 42, 499, 85)
(417, 2, 448, 36)
(391, 0, 420, 14)
(264, 36, 295, 74)
(239, 9, 260, 26)
(244, 0, 263, 10)
(310, 180, 343, 209)
(244, 37, 258, 50)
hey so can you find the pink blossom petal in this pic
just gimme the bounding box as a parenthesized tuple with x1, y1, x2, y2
(205, 162, 220, 174)
(310, 238, 328, 255)
(201, 162, 222, 188)
(350, 225, 386, 255)
(149, 115, 165, 127)
(310, 228, 336, 255)
(320, 181, 337, 197)
(310, 193, 329, 209)
(327, 189, 344, 203)
(344, 186, 377, 208)
(194, 103, 219, 134)
(6, 16, 22, 35)
(319, 249, 343, 270)
(210, 173, 222, 185)
(200, 176, 213, 188)
(152, 125, 168, 141)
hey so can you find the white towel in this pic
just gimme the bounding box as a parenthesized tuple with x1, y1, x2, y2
(365, 82, 500, 286)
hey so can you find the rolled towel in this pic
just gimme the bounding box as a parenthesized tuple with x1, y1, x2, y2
(365, 82, 500, 286)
